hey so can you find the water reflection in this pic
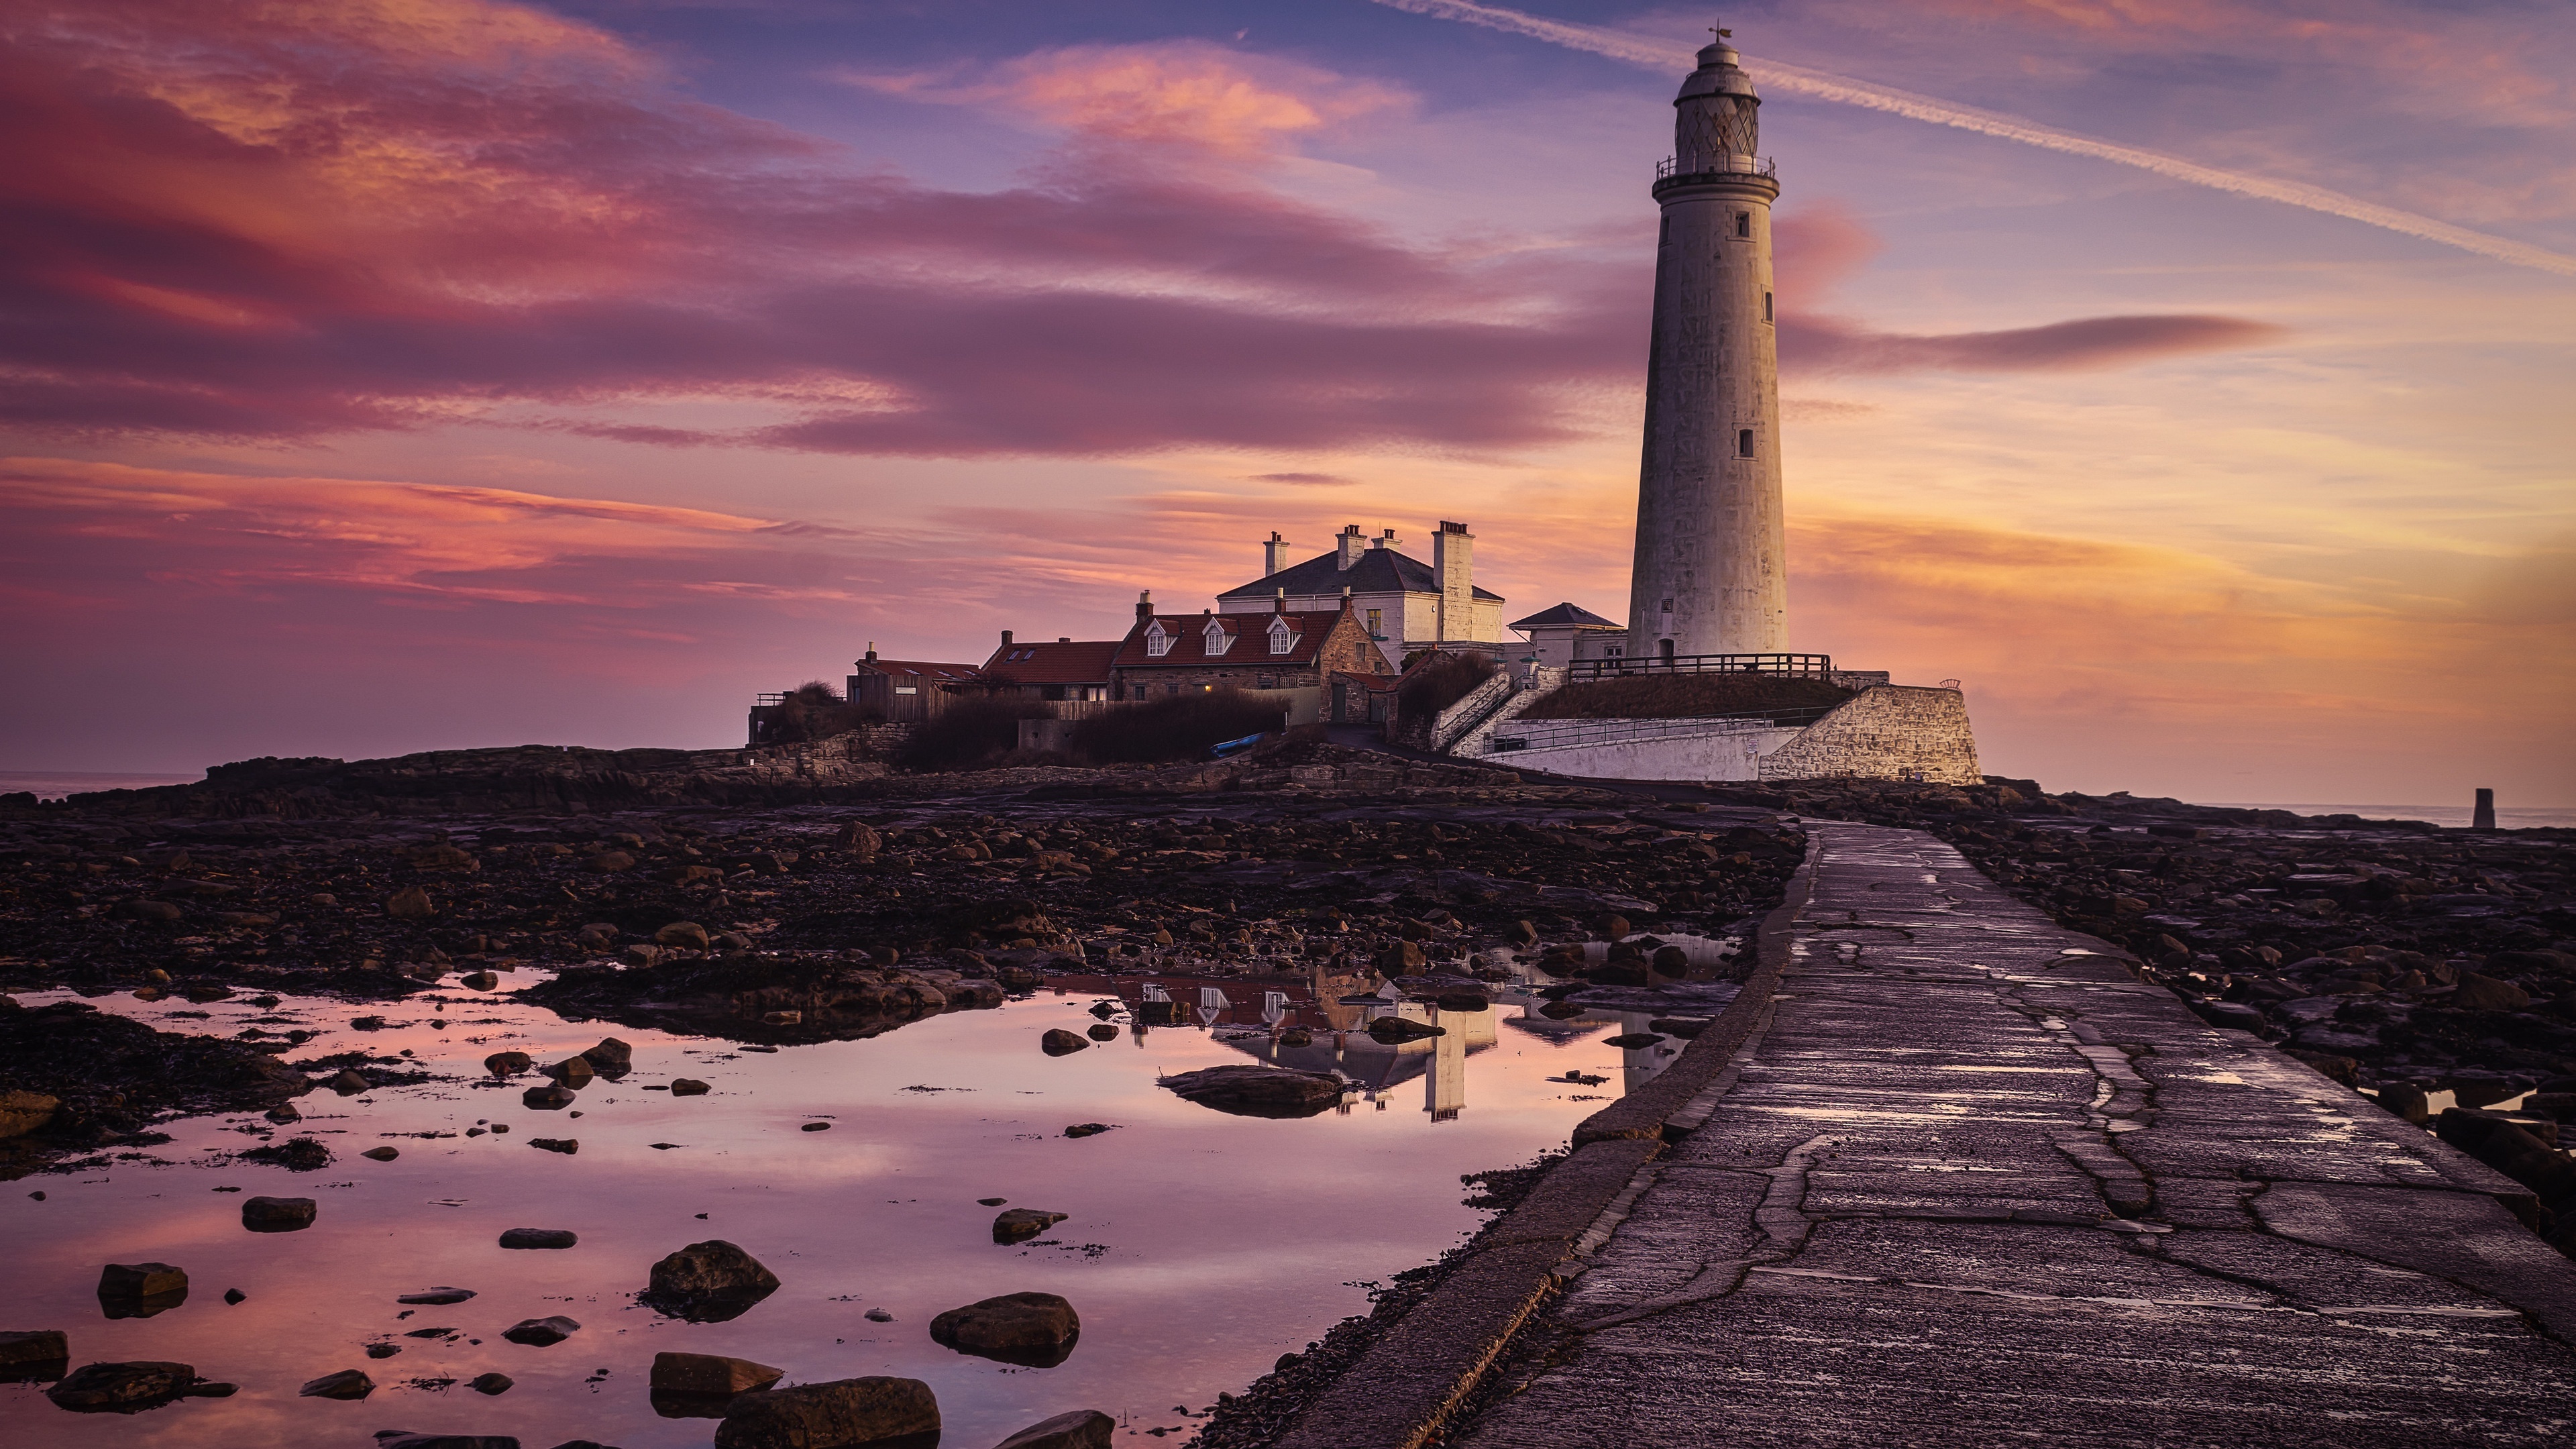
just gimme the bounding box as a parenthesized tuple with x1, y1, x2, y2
(5, 977, 1638, 1449)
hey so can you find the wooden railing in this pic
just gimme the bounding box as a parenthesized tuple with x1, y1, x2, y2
(1566, 651, 1831, 681)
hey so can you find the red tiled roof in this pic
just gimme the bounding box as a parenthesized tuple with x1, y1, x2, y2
(851, 659, 983, 680)
(982, 639, 1121, 684)
(1114, 608, 1347, 669)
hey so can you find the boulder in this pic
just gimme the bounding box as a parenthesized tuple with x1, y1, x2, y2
(652, 1350, 785, 1396)
(1063, 1123, 1112, 1138)
(993, 1208, 1069, 1244)
(643, 1240, 782, 1322)
(1040, 1029, 1090, 1057)
(1374, 941, 1426, 977)
(529, 1138, 578, 1155)
(523, 1083, 576, 1110)
(97, 1263, 186, 1299)
(0, 1330, 68, 1381)
(2375, 1082, 2431, 1124)
(996, 1409, 1117, 1449)
(581, 1037, 634, 1070)
(1159, 1065, 1345, 1120)
(670, 1078, 712, 1096)
(542, 1055, 596, 1088)
(498, 1228, 577, 1250)
(1084, 1024, 1119, 1042)
(361, 1146, 400, 1162)
(469, 1372, 513, 1395)
(44, 1360, 199, 1411)
(483, 1051, 533, 1077)
(384, 886, 435, 920)
(930, 1291, 1080, 1367)
(460, 971, 499, 991)
(2451, 972, 2534, 1012)
(714, 1375, 940, 1449)
(500, 1315, 580, 1346)
(1604, 1032, 1665, 1050)
(241, 1195, 316, 1232)
(330, 1069, 372, 1095)
(297, 1368, 375, 1399)
(0, 1089, 61, 1138)
(657, 922, 712, 950)
(112, 899, 184, 923)
(588, 851, 637, 873)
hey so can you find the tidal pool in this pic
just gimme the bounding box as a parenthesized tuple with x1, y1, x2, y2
(5, 975, 1654, 1447)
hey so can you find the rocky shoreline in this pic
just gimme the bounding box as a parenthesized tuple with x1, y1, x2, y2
(0, 737, 1805, 1176)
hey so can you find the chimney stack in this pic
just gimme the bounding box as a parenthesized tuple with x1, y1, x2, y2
(1433, 521, 1473, 643)
(1336, 524, 1366, 570)
(863, 643, 877, 663)
(1264, 531, 1293, 577)
(1273, 587, 1287, 614)
(1372, 527, 1399, 550)
(1135, 590, 1153, 624)
(1000, 629, 1012, 648)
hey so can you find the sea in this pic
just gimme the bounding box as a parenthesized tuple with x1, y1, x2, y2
(0, 770, 201, 801)
(2195, 800, 2576, 830)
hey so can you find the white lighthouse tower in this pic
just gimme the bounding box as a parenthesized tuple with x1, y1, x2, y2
(1626, 32, 1786, 662)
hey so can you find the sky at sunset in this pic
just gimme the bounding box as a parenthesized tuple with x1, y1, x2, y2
(2, 0, 2569, 806)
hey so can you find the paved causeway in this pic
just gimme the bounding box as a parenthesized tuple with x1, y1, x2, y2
(1460, 823, 2576, 1448)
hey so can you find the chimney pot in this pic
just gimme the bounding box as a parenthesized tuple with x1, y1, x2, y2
(1000, 629, 1012, 647)
(1136, 590, 1153, 623)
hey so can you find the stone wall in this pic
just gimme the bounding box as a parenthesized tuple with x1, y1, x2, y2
(1756, 686, 1980, 785)
(1491, 721, 1803, 782)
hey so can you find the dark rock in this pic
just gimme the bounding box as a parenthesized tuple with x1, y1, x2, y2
(713, 1375, 939, 1449)
(1040, 1028, 1089, 1057)
(541, 1055, 596, 1088)
(2451, 972, 2534, 1012)
(581, 1037, 633, 1069)
(1084, 1024, 1119, 1042)
(1650, 945, 1690, 976)
(1374, 941, 1426, 976)
(500, 1314, 580, 1346)
(1433, 992, 1489, 1012)
(1063, 1122, 1112, 1138)
(1647, 1018, 1710, 1038)
(1159, 1064, 1345, 1119)
(44, 1360, 199, 1411)
(98, 1262, 186, 1299)
(1366, 1016, 1442, 1043)
(0, 1089, 61, 1138)
(2376, 1082, 2432, 1124)
(0, 1330, 68, 1382)
(652, 1350, 785, 1396)
(398, 1287, 476, 1305)
(2189, 1000, 2268, 1032)
(384, 886, 435, 920)
(366, 1342, 402, 1359)
(484, 1051, 533, 1077)
(361, 1146, 400, 1161)
(298, 1367, 374, 1399)
(1277, 1026, 1314, 1046)
(523, 1083, 576, 1110)
(529, 1138, 578, 1155)
(643, 1240, 782, 1322)
(670, 1078, 711, 1096)
(930, 1291, 1080, 1367)
(1603, 1032, 1666, 1050)
(498, 1228, 577, 1250)
(329, 1069, 372, 1095)
(1601, 914, 1631, 940)
(470, 1372, 513, 1395)
(223, 1289, 246, 1304)
(995, 1408, 1116, 1449)
(657, 922, 712, 950)
(241, 1195, 316, 1232)
(994, 1208, 1069, 1243)
(460, 971, 499, 991)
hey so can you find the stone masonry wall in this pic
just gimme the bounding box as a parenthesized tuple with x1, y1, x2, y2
(1756, 685, 1980, 785)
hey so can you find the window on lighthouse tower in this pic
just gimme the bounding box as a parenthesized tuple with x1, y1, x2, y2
(1735, 212, 1750, 238)
(1738, 429, 1755, 458)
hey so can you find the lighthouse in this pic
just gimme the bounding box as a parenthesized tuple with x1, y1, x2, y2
(1626, 33, 1786, 661)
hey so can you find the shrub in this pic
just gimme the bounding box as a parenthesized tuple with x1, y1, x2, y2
(1070, 690, 1283, 764)
(898, 698, 1055, 772)
(759, 680, 873, 743)
(1518, 673, 1852, 722)
(1397, 651, 1497, 720)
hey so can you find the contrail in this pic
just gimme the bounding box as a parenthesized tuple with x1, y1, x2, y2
(1372, 0, 2576, 278)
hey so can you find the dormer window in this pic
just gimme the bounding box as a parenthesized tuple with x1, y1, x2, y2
(1144, 622, 1171, 657)
(1204, 621, 1232, 655)
(1268, 618, 1295, 655)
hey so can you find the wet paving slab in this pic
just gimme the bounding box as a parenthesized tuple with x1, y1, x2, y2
(1457, 824, 2576, 1448)
(3, 977, 1658, 1448)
